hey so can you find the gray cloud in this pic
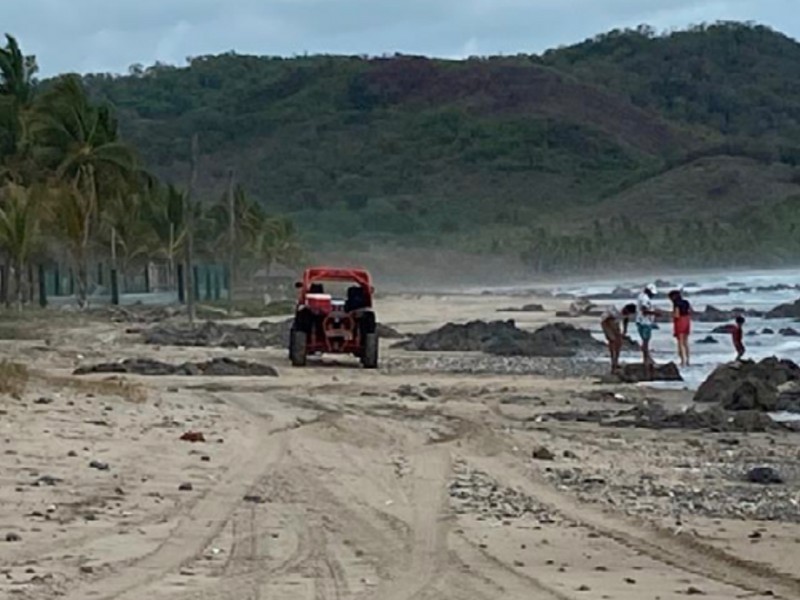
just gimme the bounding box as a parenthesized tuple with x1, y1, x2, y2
(2, 0, 797, 76)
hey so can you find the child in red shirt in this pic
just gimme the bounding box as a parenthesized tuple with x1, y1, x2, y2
(732, 316, 745, 360)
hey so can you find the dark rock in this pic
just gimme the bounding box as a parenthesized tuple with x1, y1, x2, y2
(606, 403, 776, 433)
(395, 320, 604, 358)
(178, 482, 193, 491)
(697, 335, 719, 345)
(746, 467, 783, 485)
(779, 328, 800, 337)
(243, 494, 266, 504)
(89, 460, 110, 471)
(5, 532, 21, 542)
(498, 303, 546, 313)
(694, 306, 762, 323)
(686, 586, 706, 595)
(74, 357, 278, 377)
(696, 287, 732, 296)
(33, 397, 53, 405)
(599, 362, 683, 384)
(762, 328, 775, 335)
(376, 323, 404, 339)
(532, 446, 555, 461)
(766, 298, 800, 319)
(79, 565, 94, 574)
(180, 431, 206, 443)
(34, 475, 61, 487)
(143, 319, 293, 349)
(585, 287, 635, 301)
(694, 358, 800, 411)
(201, 455, 211, 462)
(67, 450, 78, 457)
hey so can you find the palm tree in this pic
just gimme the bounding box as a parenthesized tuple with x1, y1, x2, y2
(0, 182, 40, 308)
(252, 216, 304, 276)
(28, 76, 138, 307)
(0, 34, 38, 182)
(140, 183, 186, 288)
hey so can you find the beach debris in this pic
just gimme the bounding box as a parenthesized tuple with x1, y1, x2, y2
(243, 494, 266, 504)
(178, 482, 193, 491)
(74, 357, 278, 377)
(180, 431, 206, 443)
(746, 467, 784, 485)
(89, 460, 110, 471)
(33, 397, 53, 405)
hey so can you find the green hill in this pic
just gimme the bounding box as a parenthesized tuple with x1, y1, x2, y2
(81, 21, 800, 271)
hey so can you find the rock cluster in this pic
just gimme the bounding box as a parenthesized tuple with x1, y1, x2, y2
(448, 462, 559, 523)
(74, 357, 279, 377)
(395, 321, 604, 358)
(693, 357, 800, 412)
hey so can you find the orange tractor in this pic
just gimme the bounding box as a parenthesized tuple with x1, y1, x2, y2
(289, 267, 379, 368)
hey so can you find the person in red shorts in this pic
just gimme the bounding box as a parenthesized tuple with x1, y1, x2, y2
(668, 290, 692, 367)
(732, 315, 746, 360)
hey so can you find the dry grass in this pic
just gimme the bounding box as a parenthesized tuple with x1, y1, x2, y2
(38, 372, 148, 404)
(0, 361, 29, 398)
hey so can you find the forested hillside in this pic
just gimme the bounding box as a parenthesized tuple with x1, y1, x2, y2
(82, 21, 800, 272)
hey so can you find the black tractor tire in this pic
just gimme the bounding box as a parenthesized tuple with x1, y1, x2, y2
(289, 329, 308, 367)
(361, 332, 379, 369)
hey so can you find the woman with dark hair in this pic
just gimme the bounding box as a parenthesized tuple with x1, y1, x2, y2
(669, 290, 692, 367)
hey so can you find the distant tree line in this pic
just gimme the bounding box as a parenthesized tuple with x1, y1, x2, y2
(0, 35, 303, 310)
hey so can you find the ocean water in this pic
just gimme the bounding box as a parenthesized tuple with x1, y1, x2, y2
(547, 267, 800, 391)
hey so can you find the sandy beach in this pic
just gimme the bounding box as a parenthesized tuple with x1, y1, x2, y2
(1, 292, 798, 600)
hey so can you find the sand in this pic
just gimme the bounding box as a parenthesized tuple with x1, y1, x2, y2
(0, 292, 798, 600)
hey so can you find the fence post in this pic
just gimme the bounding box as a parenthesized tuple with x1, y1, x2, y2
(144, 265, 151, 294)
(177, 264, 185, 304)
(38, 265, 47, 308)
(54, 264, 61, 296)
(193, 266, 200, 303)
(110, 268, 119, 306)
(68, 270, 74, 296)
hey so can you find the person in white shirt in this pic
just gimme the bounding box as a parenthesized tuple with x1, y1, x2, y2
(636, 284, 660, 374)
(601, 303, 636, 373)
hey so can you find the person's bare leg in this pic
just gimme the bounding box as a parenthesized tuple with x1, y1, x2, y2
(684, 336, 691, 366)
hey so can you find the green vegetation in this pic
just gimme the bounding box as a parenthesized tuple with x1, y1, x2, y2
(0, 35, 303, 308)
(6, 22, 800, 281)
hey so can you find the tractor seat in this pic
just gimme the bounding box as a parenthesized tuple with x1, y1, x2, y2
(345, 286, 367, 312)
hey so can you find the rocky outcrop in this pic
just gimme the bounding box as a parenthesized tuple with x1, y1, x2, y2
(765, 298, 800, 320)
(395, 320, 604, 358)
(144, 320, 292, 348)
(599, 362, 683, 384)
(693, 305, 763, 323)
(693, 357, 800, 412)
(74, 357, 279, 377)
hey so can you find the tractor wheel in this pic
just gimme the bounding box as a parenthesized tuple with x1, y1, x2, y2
(289, 329, 308, 367)
(361, 332, 379, 369)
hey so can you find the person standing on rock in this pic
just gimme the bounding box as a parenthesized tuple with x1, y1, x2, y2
(601, 303, 637, 373)
(636, 284, 659, 375)
(669, 290, 692, 367)
(732, 315, 746, 360)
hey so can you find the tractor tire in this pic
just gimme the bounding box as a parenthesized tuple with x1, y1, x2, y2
(361, 332, 379, 369)
(289, 329, 308, 367)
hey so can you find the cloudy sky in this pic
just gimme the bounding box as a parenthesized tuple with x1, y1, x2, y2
(3, 0, 798, 77)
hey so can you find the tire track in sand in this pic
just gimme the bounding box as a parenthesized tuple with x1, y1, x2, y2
(62, 424, 288, 600)
(377, 446, 452, 600)
(468, 453, 800, 599)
